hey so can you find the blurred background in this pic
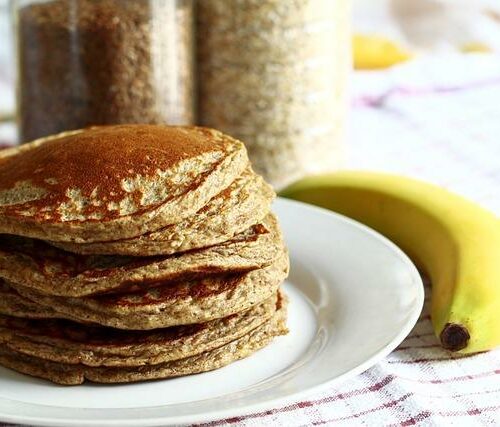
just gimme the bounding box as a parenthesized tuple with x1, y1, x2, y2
(0, 0, 499, 207)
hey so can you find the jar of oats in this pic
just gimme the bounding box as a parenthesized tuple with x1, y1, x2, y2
(197, 0, 351, 189)
(13, 0, 195, 143)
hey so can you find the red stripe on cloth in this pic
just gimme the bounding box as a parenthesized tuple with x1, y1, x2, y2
(310, 393, 412, 425)
(418, 388, 500, 399)
(388, 355, 472, 364)
(397, 410, 432, 426)
(416, 314, 431, 323)
(196, 376, 398, 426)
(395, 343, 442, 352)
(352, 77, 500, 107)
(437, 405, 500, 417)
(393, 405, 500, 426)
(399, 369, 500, 384)
(405, 332, 436, 339)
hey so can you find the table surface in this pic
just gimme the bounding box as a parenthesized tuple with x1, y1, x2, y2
(0, 53, 499, 426)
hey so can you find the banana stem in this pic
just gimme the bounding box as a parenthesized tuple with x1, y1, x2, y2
(440, 323, 470, 351)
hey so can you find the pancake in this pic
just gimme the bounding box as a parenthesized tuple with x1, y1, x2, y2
(0, 279, 65, 320)
(0, 294, 288, 385)
(7, 250, 289, 329)
(0, 125, 248, 243)
(50, 167, 275, 256)
(0, 214, 283, 297)
(0, 293, 279, 367)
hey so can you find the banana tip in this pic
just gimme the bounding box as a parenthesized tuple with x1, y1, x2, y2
(440, 323, 470, 351)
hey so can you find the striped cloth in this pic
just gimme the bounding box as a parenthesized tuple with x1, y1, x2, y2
(0, 54, 500, 426)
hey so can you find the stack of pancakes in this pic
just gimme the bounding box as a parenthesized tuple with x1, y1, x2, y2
(0, 125, 289, 385)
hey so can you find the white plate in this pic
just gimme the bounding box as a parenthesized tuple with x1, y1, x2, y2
(0, 198, 424, 426)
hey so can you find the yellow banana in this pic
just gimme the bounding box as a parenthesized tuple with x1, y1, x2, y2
(461, 42, 492, 53)
(353, 34, 412, 70)
(280, 171, 500, 354)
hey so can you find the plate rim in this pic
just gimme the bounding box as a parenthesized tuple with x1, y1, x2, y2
(0, 197, 425, 426)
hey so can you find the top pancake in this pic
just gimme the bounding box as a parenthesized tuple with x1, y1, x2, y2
(0, 125, 248, 243)
(49, 167, 275, 256)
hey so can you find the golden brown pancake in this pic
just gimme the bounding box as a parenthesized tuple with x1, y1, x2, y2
(5, 249, 289, 329)
(0, 293, 288, 385)
(0, 125, 248, 243)
(0, 293, 280, 367)
(0, 214, 283, 297)
(50, 167, 275, 256)
(0, 279, 66, 320)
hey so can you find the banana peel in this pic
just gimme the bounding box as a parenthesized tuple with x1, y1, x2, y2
(460, 42, 492, 53)
(280, 171, 500, 354)
(353, 34, 412, 70)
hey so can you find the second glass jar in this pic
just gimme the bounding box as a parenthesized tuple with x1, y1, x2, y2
(197, 0, 351, 189)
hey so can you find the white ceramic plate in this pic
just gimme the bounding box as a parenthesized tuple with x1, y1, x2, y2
(0, 198, 424, 426)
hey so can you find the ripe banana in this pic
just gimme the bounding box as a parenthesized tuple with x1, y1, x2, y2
(353, 34, 412, 70)
(280, 171, 500, 354)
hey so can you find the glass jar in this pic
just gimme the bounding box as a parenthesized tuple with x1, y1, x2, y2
(13, 0, 195, 143)
(197, 0, 351, 189)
